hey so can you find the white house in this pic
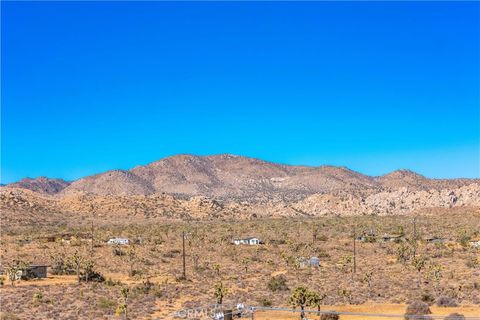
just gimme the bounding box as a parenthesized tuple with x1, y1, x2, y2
(232, 237, 261, 245)
(107, 237, 129, 245)
(470, 240, 480, 249)
(298, 256, 320, 268)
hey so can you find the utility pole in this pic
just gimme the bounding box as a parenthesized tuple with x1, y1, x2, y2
(90, 204, 95, 255)
(353, 226, 357, 274)
(412, 217, 417, 258)
(182, 231, 186, 280)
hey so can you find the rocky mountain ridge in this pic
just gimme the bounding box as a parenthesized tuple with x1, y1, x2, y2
(5, 154, 478, 200)
(1, 154, 479, 226)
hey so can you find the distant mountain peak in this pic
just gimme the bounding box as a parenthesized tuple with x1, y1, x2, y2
(8, 176, 70, 195)
(6, 154, 478, 199)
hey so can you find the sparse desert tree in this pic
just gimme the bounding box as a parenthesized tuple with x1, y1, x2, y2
(126, 245, 137, 277)
(242, 257, 250, 274)
(213, 263, 221, 277)
(289, 286, 310, 320)
(337, 287, 352, 304)
(396, 242, 411, 264)
(116, 287, 129, 320)
(412, 255, 428, 289)
(429, 264, 443, 295)
(4, 260, 27, 287)
(307, 291, 327, 318)
(191, 253, 200, 270)
(69, 249, 85, 284)
(362, 270, 374, 299)
(214, 282, 228, 305)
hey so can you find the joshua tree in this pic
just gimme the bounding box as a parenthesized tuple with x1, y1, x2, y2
(116, 287, 129, 320)
(5, 260, 27, 287)
(289, 286, 310, 320)
(126, 245, 136, 277)
(213, 263, 221, 277)
(241, 257, 251, 274)
(362, 270, 374, 299)
(69, 249, 85, 284)
(429, 264, 443, 295)
(307, 291, 327, 319)
(411, 255, 428, 289)
(191, 253, 200, 270)
(337, 287, 352, 304)
(214, 282, 228, 305)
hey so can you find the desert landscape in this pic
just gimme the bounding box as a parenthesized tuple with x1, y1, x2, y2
(2, 1, 479, 319)
(1, 155, 479, 319)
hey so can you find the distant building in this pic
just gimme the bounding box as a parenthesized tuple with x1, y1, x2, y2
(357, 229, 377, 242)
(470, 240, 480, 249)
(107, 237, 129, 245)
(232, 237, 261, 245)
(298, 256, 320, 268)
(382, 234, 405, 242)
(423, 236, 445, 244)
(12, 265, 48, 280)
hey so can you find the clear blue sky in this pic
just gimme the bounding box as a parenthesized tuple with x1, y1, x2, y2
(1, 1, 479, 183)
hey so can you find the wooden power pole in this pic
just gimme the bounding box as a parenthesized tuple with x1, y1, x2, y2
(413, 217, 417, 258)
(182, 231, 186, 280)
(353, 226, 357, 274)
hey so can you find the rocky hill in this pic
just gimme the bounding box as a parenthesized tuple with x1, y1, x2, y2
(1, 154, 479, 226)
(8, 154, 475, 201)
(7, 177, 70, 195)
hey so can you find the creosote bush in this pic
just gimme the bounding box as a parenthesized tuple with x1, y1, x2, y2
(444, 313, 465, 320)
(320, 312, 339, 320)
(436, 296, 458, 307)
(404, 301, 432, 320)
(267, 275, 289, 292)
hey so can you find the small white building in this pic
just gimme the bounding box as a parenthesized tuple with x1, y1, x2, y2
(232, 237, 261, 245)
(470, 240, 480, 249)
(298, 256, 320, 268)
(107, 237, 129, 245)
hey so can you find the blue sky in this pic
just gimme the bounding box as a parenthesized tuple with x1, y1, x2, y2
(1, 1, 479, 183)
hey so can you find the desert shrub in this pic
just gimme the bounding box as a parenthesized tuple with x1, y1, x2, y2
(259, 297, 272, 307)
(0, 312, 20, 320)
(420, 292, 435, 304)
(32, 292, 43, 304)
(466, 256, 479, 269)
(320, 312, 339, 320)
(0, 276, 4, 286)
(112, 247, 125, 256)
(314, 249, 330, 258)
(163, 249, 180, 258)
(404, 301, 432, 320)
(50, 258, 76, 276)
(267, 275, 289, 292)
(436, 296, 457, 307)
(317, 235, 328, 242)
(444, 313, 465, 320)
(134, 279, 154, 294)
(97, 297, 116, 309)
(79, 270, 105, 282)
(104, 278, 122, 286)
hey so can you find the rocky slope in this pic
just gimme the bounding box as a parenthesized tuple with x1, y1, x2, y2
(9, 154, 478, 200)
(7, 177, 70, 195)
(2, 154, 479, 226)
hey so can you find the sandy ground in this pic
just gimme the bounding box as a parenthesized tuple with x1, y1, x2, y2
(254, 304, 480, 320)
(5, 276, 480, 319)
